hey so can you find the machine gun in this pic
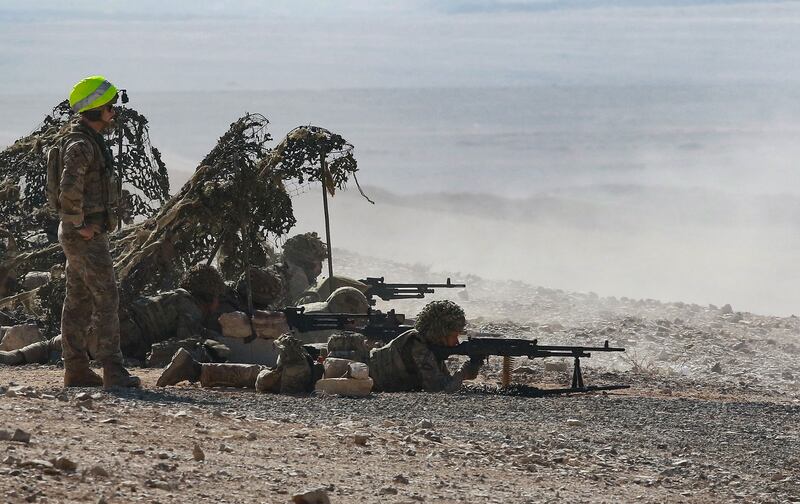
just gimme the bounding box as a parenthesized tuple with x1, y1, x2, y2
(359, 277, 465, 306)
(281, 306, 412, 341)
(430, 336, 628, 394)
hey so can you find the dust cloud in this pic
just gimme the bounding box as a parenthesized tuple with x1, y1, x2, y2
(292, 186, 800, 317)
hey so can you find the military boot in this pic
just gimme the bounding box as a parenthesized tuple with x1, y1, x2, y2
(156, 348, 201, 387)
(102, 361, 141, 389)
(63, 363, 104, 387)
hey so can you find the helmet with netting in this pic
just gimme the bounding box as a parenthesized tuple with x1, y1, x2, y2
(237, 266, 282, 308)
(414, 300, 466, 345)
(179, 264, 226, 303)
(326, 286, 369, 314)
(282, 232, 327, 267)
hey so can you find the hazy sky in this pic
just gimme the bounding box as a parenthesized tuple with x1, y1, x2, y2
(1, 1, 799, 95)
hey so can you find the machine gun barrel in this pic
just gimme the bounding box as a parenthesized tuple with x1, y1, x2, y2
(359, 276, 466, 305)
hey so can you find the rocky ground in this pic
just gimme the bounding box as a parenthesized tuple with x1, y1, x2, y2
(0, 249, 798, 503)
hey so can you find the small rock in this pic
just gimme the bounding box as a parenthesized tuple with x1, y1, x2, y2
(12, 429, 31, 444)
(23, 459, 54, 469)
(393, 474, 409, 484)
(53, 456, 77, 472)
(89, 465, 109, 477)
(219, 443, 233, 453)
(144, 479, 178, 491)
(566, 419, 584, 427)
(96, 497, 108, 504)
(246, 432, 257, 441)
(157, 452, 170, 460)
(720, 304, 733, 314)
(292, 487, 331, 504)
(353, 433, 370, 446)
(75, 392, 92, 401)
(379, 487, 399, 495)
(415, 419, 433, 429)
(192, 444, 205, 462)
(0, 429, 11, 441)
(710, 362, 722, 373)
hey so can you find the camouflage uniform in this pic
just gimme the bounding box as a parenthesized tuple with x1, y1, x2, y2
(157, 333, 317, 394)
(57, 120, 122, 369)
(0, 288, 219, 365)
(0, 335, 62, 366)
(369, 300, 481, 393)
(121, 288, 216, 360)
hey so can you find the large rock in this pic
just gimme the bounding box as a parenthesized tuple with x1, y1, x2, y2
(0, 324, 43, 351)
(315, 377, 373, 397)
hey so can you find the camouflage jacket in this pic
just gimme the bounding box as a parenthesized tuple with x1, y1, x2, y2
(369, 329, 472, 393)
(58, 121, 117, 229)
(121, 289, 213, 359)
(269, 261, 311, 306)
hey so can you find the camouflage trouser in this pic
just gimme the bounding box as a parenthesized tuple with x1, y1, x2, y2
(59, 224, 124, 367)
(0, 336, 62, 365)
(199, 363, 264, 388)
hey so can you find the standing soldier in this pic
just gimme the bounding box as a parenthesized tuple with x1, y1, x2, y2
(58, 76, 139, 388)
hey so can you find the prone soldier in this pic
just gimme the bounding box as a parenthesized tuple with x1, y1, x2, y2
(0, 264, 229, 373)
(156, 300, 482, 394)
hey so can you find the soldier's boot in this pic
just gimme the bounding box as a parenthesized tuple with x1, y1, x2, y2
(102, 361, 141, 389)
(0, 350, 25, 366)
(64, 362, 104, 387)
(156, 348, 201, 387)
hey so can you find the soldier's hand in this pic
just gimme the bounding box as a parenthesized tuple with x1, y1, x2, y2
(462, 357, 483, 380)
(77, 226, 95, 240)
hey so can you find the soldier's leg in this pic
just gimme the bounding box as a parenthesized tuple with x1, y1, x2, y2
(82, 234, 123, 365)
(199, 363, 264, 389)
(157, 348, 264, 388)
(79, 234, 138, 388)
(59, 234, 94, 368)
(19, 337, 59, 364)
(0, 350, 24, 365)
(1, 336, 65, 366)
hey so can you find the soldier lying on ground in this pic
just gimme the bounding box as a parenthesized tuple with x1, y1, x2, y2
(156, 333, 317, 393)
(0, 264, 229, 371)
(156, 300, 482, 394)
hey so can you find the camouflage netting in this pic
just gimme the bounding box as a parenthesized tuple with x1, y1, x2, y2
(0, 111, 363, 337)
(0, 100, 169, 253)
(114, 117, 362, 302)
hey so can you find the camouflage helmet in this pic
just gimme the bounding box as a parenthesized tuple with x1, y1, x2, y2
(326, 286, 369, 314)
(414, 300, 466, 345)
(282, 232, 327, 266)
(237, 267, 282, 308)
(180, 263, 226, 303)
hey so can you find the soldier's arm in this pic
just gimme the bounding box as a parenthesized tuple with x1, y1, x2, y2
(410, 341, 468, 393)
(176, 297, 221, 341)
(59, 139, 94, 226)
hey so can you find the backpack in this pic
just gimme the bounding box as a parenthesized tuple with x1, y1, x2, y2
(45, 131, 93, 212)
